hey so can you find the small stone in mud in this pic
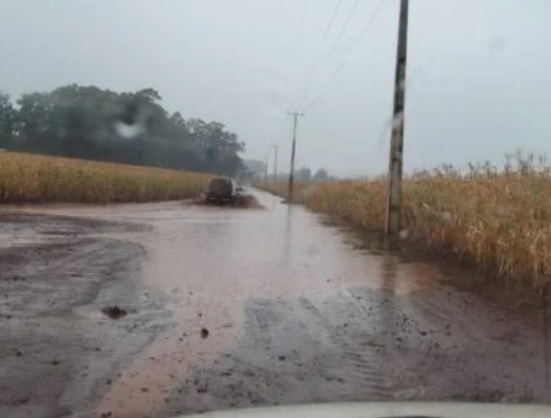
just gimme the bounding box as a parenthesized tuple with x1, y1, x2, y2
(278, 355, 286, 361)
(101, 306, 127, 319)
(201, 328, 209, 339)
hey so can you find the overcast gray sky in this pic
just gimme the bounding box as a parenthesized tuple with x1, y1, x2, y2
(0, 0, 550, 176)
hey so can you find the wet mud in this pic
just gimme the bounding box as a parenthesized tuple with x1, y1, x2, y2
(0, 214, 169, 418)
(0, 193, 550, 418)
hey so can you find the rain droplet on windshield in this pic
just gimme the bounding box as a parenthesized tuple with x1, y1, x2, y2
(391, 111, 404, 131)
(114, 121, 144, 139)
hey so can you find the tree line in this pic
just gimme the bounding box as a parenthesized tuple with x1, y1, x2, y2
(0, 84, 245, 176)
(243, 159, 333, 182)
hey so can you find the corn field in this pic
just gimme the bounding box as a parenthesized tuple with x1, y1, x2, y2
(0, 152, 212, 203)
(260, 153, 551, 291)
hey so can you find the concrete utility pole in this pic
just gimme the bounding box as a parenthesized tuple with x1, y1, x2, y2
(287, 111, 305, 203)
(272, 144, 278, 185)
(385, 0, 409, 240)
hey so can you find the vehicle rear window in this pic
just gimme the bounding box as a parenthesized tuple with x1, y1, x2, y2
(209, 179, 232, 192)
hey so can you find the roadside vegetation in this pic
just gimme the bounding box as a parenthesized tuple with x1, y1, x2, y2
(0, 85, 245, 176)
(0, 152, 211, 203)
(260, 153, 551, 291)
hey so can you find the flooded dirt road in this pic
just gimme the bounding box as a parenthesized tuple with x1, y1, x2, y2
(0, 190, 550, 418)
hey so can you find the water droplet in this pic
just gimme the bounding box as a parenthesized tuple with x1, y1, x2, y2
(114, 121, 144, 139)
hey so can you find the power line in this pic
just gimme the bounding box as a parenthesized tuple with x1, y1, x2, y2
(355, 0, 387, 48)
(296, 0, 346, 109)
(323, 0, 345, 42)
(304, 0, 387, 112)
(324, 0, 361, 61)
(304, 61, 345, 112)
(300, 0, 361, 109)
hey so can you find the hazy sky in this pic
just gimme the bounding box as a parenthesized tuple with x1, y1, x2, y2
(0, 0, 550, 176)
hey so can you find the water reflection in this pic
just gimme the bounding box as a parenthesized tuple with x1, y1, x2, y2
(283, 204, 293, 258)
(380, 255, 399, 349)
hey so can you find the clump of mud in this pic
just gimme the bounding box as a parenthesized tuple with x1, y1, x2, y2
(102, 306, 128, 319)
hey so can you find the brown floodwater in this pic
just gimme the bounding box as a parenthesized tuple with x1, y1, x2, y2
(0, 190, 549, 418)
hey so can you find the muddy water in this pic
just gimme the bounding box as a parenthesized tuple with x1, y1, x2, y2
(1, 191, 550, 418)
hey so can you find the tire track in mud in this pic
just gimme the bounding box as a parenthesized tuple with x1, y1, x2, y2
(161, 294, 394, 416)
(297, 296, 391, 399)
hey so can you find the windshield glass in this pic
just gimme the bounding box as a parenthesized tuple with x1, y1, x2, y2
(0, 1, 550, 417)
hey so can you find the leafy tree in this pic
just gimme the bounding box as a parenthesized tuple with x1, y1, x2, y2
(5, 85, 245, 175)
(0, 94, 17, 147)
(295, 167, 311, 181)
(313, 168, 329, 182)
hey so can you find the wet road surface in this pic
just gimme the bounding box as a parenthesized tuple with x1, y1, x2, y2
(0, 190, 549, 418)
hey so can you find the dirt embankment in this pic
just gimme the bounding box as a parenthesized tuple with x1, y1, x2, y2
(0, 214, 169, 418)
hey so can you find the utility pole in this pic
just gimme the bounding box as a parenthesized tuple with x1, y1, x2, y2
(287, 111, 305, 203)
(272, 144, 278, 185)
(385, 0, 409, 241)
(264, 153, 269, 185)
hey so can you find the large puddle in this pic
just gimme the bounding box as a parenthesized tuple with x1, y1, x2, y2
(3, 190, 549, 417)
